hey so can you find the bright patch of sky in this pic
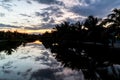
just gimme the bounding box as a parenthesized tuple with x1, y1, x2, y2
(0, 0, 120, 32)
(0, 0, 49, 29)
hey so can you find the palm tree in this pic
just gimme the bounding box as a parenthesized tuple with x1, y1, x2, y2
(84, 16, 100, 30)
(101, 8, 120, 47)
(83, 16, 108, 45)
(41, 11, 120, 80)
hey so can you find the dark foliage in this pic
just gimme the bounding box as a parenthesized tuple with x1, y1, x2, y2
(0, 31, 41, 54)
(41, 10, 120, 80)
(0, 40, 23, 55)
(0, 31, 41, 42)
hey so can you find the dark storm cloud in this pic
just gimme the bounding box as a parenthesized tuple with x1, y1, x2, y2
(70, 0, 120, 17)
(19, 14, 31, 17)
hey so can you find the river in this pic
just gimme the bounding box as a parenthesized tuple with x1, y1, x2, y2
(0, 40, 84, 80)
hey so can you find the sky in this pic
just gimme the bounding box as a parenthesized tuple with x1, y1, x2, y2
(0, 0, 120, 33)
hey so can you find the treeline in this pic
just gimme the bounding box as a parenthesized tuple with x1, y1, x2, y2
(0, 30, 41, 42)
(41, 8, 120, 48)
(41, 8, 120, 80)
(0, 31, 41, 54)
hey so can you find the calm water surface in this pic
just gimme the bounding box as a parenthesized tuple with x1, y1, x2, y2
(0, 41, 84, 80)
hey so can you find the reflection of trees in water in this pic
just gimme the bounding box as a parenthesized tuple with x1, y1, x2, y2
(0, 30, 41, 55)
(0, 40, 41, 55)
(0, 41, 23, 55)
(41, 9, 120, 80)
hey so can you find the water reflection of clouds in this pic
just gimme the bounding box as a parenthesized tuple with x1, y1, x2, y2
(0, 42, 84, 80)
(30, 68, 84, 80)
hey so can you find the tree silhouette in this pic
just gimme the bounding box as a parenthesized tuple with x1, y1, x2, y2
(0, 40, 23, 55)
(101, 8, 120, 47)
(41, 9, 120, 80)
(0, 31, 41, 55)
(84, 16, 110, 45)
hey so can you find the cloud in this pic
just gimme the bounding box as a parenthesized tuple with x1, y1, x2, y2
(12, 22, 18, 24)
(69, 0, 120, 17)
(35, 4, 63, 16)
(39, 12, 50, 22)
(79, 0, 99, 5)
(0, 0, 13, 11)
(2, 0, 11, 2)
(40, 23, 55, 29)
(26, 0, 32, 4)
(35, 12, 41, 16)
(19, 14, 31, 17)
(0, 13, 5, 17)
(1, 0, 120, 30)
(35, 5, 63, 23)
(33, 0, 64, 6)
(30, 68, 84, 80)
(49, 18, 55, 23)
(0, 23, 22, 28)
(24, 23, 55, 30)
(30, 68, 58, 80)
(31, 1, 65, 29)
(34, 0, 56, 4)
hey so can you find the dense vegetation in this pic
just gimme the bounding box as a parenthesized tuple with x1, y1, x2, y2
(41, 8, 120, 80)
(0, 31, 41, 54)
(0, 30, 41, 42)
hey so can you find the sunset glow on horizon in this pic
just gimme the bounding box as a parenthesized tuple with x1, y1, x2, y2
(0, 28, 53, 34)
